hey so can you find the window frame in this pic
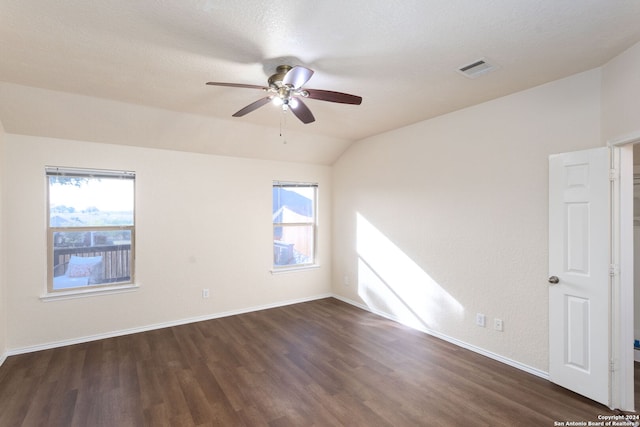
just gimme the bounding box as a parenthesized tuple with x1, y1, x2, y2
(45, 166, 136, 294)
(272, 181, 318, 271)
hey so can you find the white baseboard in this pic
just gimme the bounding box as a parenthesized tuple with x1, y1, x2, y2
(332, 294, 549, 380)
(3, 292, 548, 382)
(5, 293, 333, 358)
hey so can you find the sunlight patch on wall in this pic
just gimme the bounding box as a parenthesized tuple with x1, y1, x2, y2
(356, 213, 464, 330)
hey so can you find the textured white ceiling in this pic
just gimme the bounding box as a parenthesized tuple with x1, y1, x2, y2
(1, 0, 640, 159)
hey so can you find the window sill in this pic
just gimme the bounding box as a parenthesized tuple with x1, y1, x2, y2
(40, 283, 140, 302)
(270, 264, 320, 274)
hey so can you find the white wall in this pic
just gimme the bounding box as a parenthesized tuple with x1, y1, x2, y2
(0, 120, 6, 362)
(5, 135, 331, 350)
(331, 69, 603, 372)
(602, 40, 640, 361)
(602, 41, 640, 143)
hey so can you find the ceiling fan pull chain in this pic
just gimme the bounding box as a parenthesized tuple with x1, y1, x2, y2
(280, 109, 287, 144)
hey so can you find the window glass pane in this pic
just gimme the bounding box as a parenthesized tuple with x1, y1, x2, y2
(52, 230, 132, 289)
(273, 225, 313, 266)
(273, 187, 314, 224)
(49, 176, 134, 227)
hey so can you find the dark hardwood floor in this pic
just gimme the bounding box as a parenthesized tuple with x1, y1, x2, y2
(0, 298, 623, 426)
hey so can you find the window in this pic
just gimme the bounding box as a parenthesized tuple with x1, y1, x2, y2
(273, 182, 317, 269)
(46, 167, 135, 292)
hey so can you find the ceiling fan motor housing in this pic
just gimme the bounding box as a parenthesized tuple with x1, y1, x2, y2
(268, 65, 293, 87)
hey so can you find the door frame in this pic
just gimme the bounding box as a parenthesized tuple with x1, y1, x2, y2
(609, 130, 640, 411)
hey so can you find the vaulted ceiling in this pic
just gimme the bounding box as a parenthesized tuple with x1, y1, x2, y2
(1, 0, 640, 163)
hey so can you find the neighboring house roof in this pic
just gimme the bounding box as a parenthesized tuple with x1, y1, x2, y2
(272, 188, 313, 220)
(273, 206, 310, 224)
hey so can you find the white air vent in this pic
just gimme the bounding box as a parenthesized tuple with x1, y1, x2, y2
(457, 58, 498, 79)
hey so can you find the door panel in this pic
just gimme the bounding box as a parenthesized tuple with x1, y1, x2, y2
(549, 147, 610, 406)
(566, 202, 589, 273)
(566, 295, 589, 370)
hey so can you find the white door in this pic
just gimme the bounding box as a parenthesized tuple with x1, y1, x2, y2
(549, 147, 610, 406)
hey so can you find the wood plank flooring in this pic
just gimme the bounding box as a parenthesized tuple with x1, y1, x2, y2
(0, 298, 625, 426)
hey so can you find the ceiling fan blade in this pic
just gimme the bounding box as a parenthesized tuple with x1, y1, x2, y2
(304, 89, 362, 105)
(290, 98, 315, 124)
(232, 96, 273, 117)
(206, 82, 267, 90)
(282, 66, 314, 89)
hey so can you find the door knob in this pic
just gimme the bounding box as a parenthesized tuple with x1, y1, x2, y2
(548, 276, 559, 284)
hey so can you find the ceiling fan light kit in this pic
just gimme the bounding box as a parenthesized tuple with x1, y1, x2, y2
(206, 65, 362, 124)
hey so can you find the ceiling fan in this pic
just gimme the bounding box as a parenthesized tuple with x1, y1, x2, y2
(206, 65, 362, 124)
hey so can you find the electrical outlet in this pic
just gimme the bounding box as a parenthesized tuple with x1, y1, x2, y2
(202, 288, 210, 298)
(476, 313, 486, 327)
(343, 275, 350, 287)
(494, 318, 504, 332)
